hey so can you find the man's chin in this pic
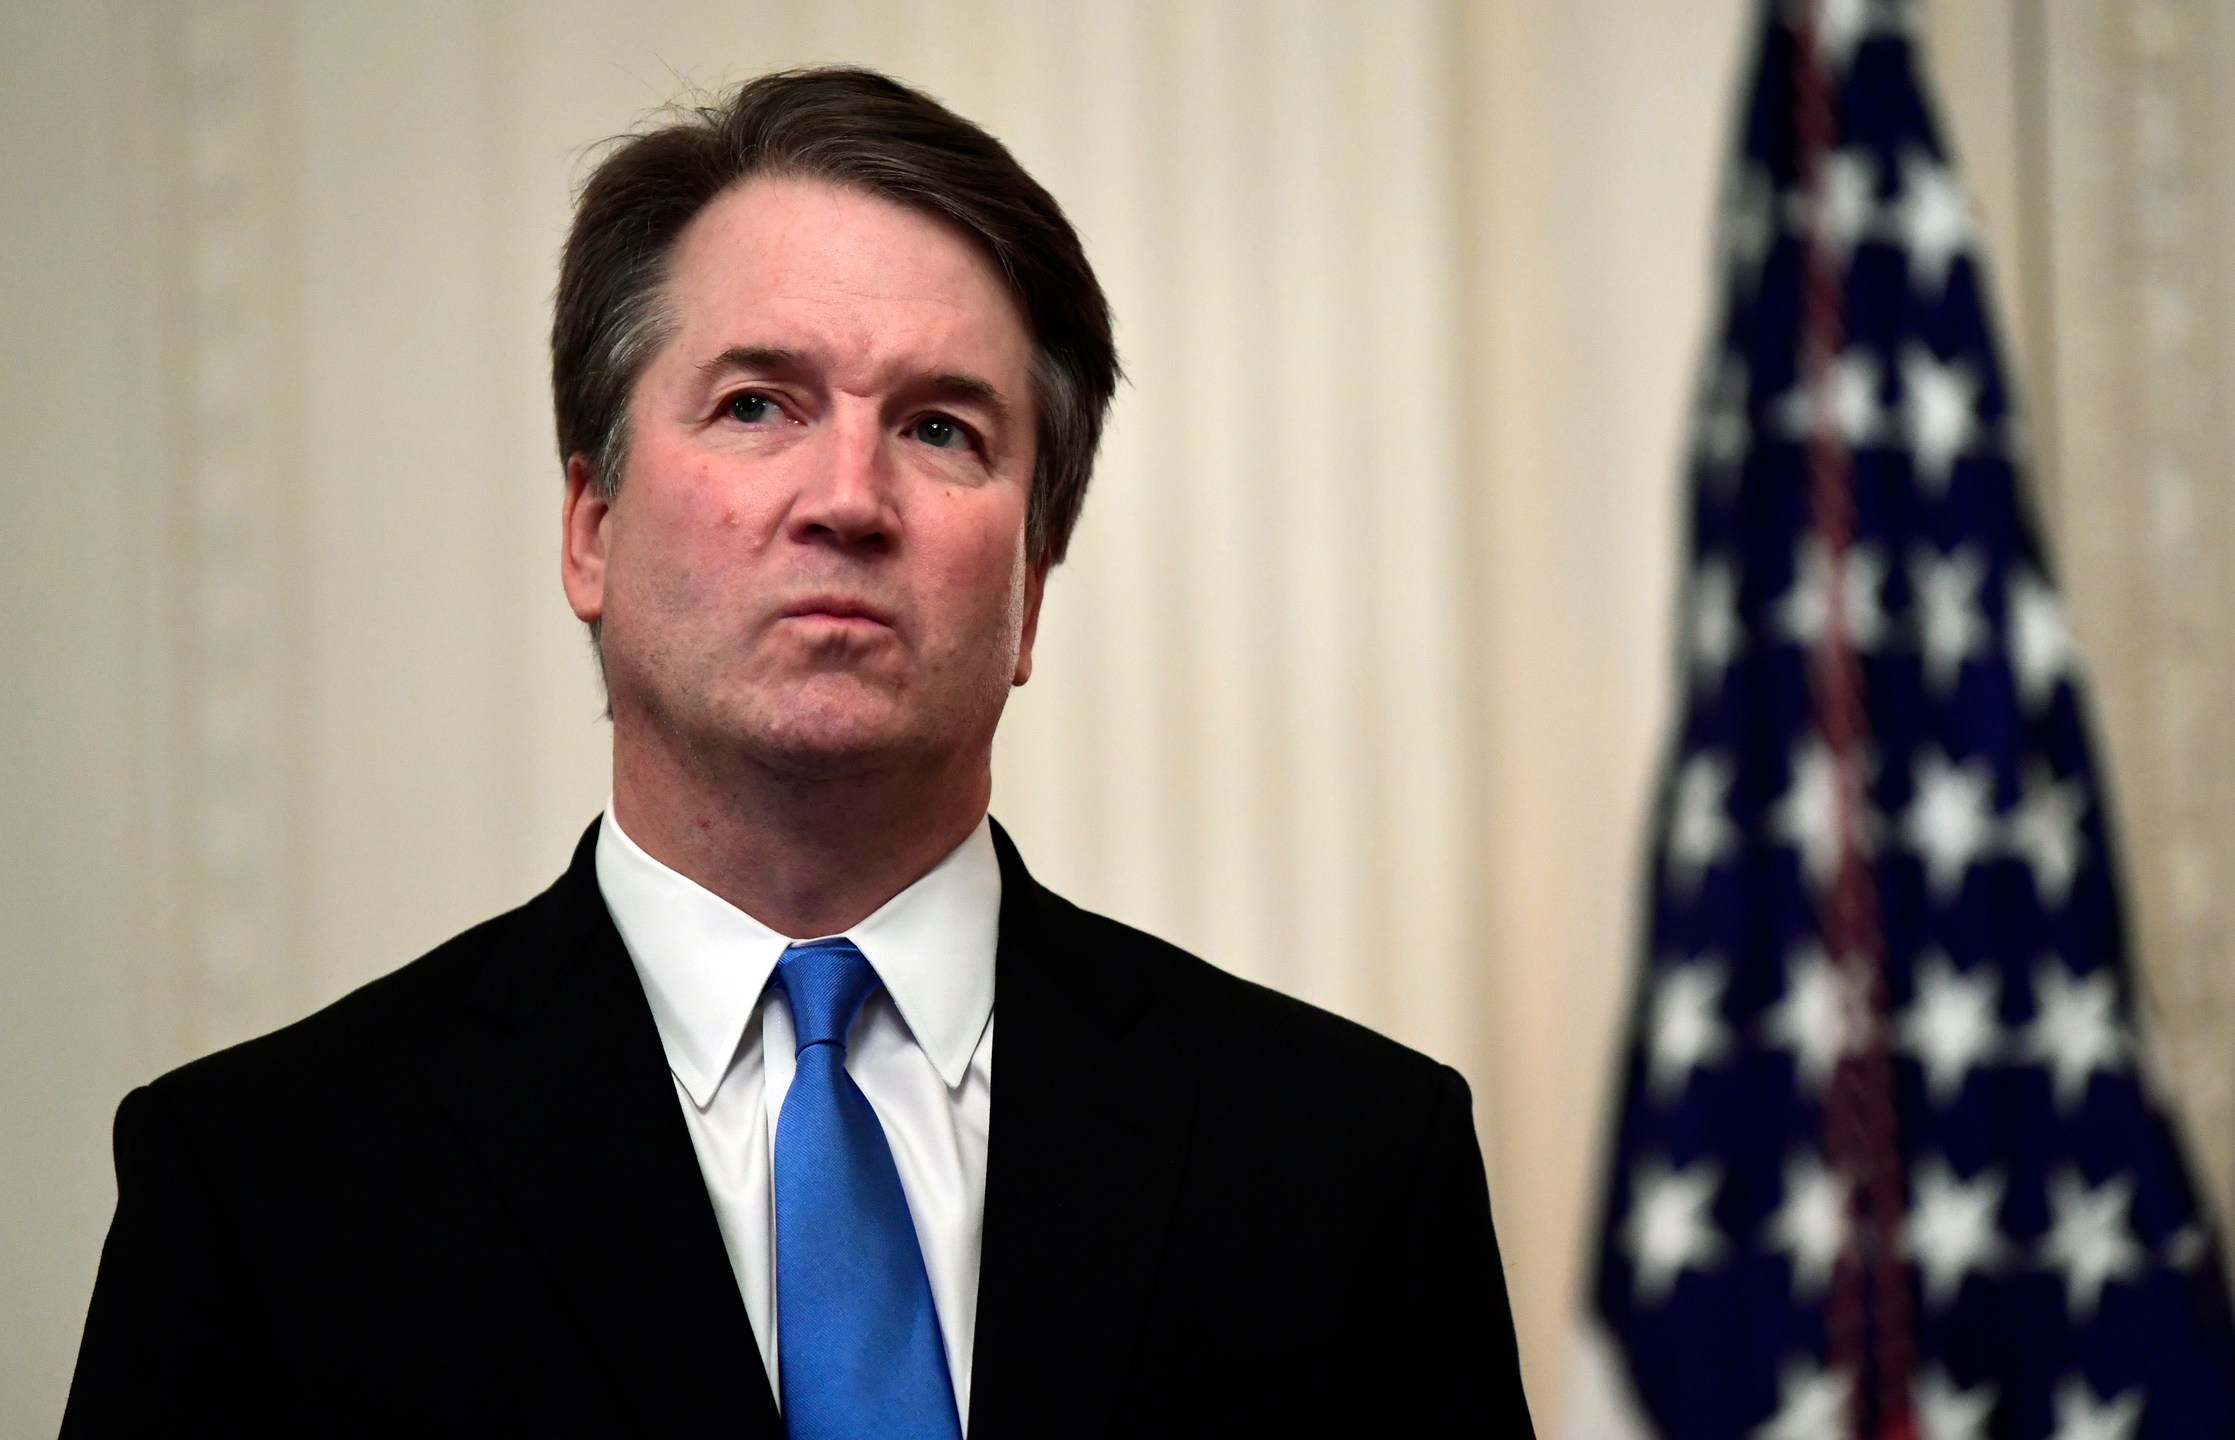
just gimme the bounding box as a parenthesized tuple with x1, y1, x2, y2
(625, 675, 976, 783)
(700, 696, 926, 780)
(743, 728, 913, 780)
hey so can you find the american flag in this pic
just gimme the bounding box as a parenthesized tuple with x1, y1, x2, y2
(1578, 4, 2235, 1438)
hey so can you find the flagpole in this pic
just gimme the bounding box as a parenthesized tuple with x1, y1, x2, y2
(1791, 4, 1916, 1437)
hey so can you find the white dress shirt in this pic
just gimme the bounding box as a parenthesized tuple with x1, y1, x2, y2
(595, 804, 998, 1424)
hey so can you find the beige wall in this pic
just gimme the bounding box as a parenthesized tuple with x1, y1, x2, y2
(1460, 0, 1748, 1403)
(8, 2, 2235, 1433)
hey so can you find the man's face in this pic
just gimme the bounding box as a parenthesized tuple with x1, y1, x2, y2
(562, 175, 1044, 781)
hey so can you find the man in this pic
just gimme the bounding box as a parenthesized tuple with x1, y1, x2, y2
(65, 67, 1533, 1437)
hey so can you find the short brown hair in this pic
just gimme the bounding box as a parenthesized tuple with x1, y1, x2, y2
(551, 66, 1119, 570)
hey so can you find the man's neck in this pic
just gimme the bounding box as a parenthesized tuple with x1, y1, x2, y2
(609, 734, 991, 940)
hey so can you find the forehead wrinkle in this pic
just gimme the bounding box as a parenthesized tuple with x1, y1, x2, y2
(667, 178, 1032, 409)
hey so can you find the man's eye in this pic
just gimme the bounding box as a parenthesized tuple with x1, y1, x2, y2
(726, 392, 777, 424)
(910, 415, 967, 450)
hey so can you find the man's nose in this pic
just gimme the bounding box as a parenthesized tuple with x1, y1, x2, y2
(789, 402, 897, 552)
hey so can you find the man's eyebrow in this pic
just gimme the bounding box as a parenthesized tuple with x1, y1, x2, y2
(696, 347, 1015, 424)
(914, 372, 1013, 424)
(697, 344, 807, 378)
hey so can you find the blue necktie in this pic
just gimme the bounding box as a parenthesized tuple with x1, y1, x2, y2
(773, 939, 962, 1440)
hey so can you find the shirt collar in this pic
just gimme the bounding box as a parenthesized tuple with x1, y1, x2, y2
(845, 814, 1001, 1090)
(595, 803, 1001, 1105)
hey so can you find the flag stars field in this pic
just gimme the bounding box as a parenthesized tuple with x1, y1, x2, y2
(1761, 943, 1871, 1092)
(1645, 957, 1734, 1102)
(2021, 961, 2130, 1113)
(1901, 747, 1996, 900)
(1751, 1360, 1851, 1440)
(1891, 149, 1973, 297)
(1912, 1368, 1996, 1440)
(1776, 349, 1888, 451)
(1687, 559, 1743, 693)
(1895, 951, 2001, 1105)
(1903, 1157, 2011, 1308)
(1807, 0, 1910, 73)
(2006, 568, 2076, 715)
(1721, 165, 1778, 296)
(1786, 147, 1879, 260)
(1622, 1159, 1726, 1305)
(1772, 738, 1865, 892)
(2038, 1168, 2147, 1321)
(1777, 537, 1889, 651)
(1581, 8, 2235, 1434)
(2006, 762, 2087, 910)
(1696, 356, 1754, 486)
(1907, 545, 1989, 693)
(2049, 1379, 2145, 1440)
(1765, 1151, 1849, 1298)
(1898, 346, 1982, 495)
(1664, 752, 1738, 898)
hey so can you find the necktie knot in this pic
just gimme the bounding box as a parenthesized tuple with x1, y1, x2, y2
(777, 938, 880, 1053)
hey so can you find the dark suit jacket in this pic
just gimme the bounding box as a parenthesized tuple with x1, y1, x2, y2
(64, 820, 1534, 1437)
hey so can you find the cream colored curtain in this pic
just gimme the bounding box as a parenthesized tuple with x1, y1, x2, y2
(1921, 0, 2235, 1265)
(2027, 0, 2235, 1257)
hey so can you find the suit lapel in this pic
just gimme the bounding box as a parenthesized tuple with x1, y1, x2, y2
(968, 825, 1208, 1439)
(436, 824, 781, 1439)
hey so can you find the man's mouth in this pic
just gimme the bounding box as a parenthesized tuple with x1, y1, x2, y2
(778, 595, 896, 630)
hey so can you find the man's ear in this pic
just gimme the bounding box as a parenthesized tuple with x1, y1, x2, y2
(561, 454, 611, 626)
(1012, 561, 1048, 687)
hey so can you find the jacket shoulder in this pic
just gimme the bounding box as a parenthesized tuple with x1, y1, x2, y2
(136, 895, 537, 1129)
(1037, 886, 1466, 1111)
